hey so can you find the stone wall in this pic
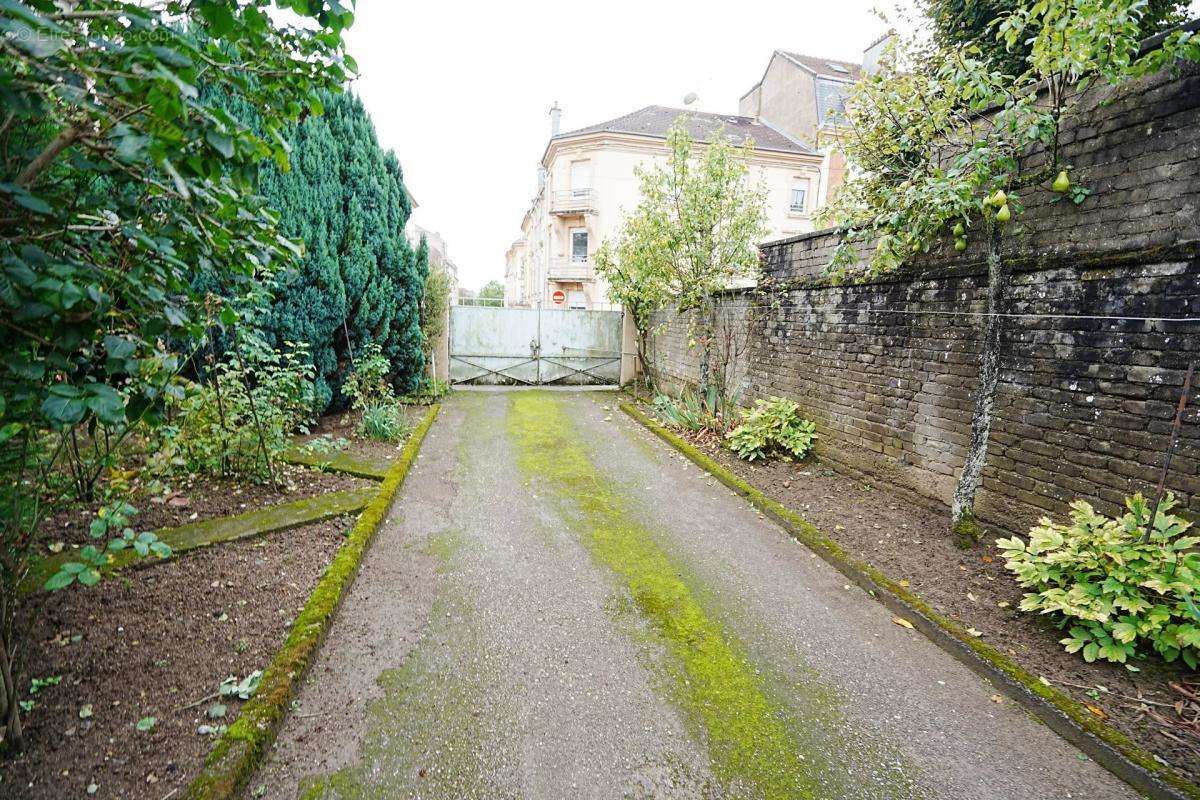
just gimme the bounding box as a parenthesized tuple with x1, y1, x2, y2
(647, 60, 1200, 533)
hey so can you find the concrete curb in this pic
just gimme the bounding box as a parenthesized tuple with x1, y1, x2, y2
(619, 400, 1200, 800)
(183, 403, 441, 800)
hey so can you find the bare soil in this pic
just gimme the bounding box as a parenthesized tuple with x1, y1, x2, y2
(38, 465, 368, 551)
(658, 413, 1200, 783)
(3, 516, 352, 800)
(301, 406, 426, 463)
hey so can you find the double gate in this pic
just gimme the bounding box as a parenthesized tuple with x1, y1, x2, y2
(449, 305, 622, 386)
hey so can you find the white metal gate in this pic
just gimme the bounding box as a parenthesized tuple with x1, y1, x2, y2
(449, 306, 622, 385)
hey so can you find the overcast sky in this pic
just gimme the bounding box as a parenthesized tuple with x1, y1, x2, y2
(342, 0, 893, 290)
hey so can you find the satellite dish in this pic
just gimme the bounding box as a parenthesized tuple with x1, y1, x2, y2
(683, 92, 698, 106)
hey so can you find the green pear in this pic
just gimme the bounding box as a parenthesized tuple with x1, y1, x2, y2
(952, 222, 965, 236)
(992, 189, 1008, 207)
(954, 238, 968, 251)
(996, 203, 1012, 223)
(1052, 169, 1071, 193)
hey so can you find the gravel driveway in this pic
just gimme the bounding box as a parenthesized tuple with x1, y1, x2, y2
(250, 389, 1136, 800)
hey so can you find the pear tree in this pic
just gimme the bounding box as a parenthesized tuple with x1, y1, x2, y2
(596, 121, 767, 399)
(822, 1, 1198, 543)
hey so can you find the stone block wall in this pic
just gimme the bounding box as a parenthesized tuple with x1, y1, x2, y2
(647, 60, 1200, 533)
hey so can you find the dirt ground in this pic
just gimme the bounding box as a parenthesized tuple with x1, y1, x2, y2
(662, 416, 1200, 783)
(4, 516, 352, 800)
(303, 406, 427, 463)
(38, 465, 368, 552)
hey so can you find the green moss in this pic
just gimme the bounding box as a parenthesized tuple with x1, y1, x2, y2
(22, 487, 377, 595)
(510, 392, 910, 800)
(182, 404, 441, 800)
(619, 400, 1200, 800)
(281, 448, 394, 480)
(298, 529, 511, 800)
(950, 513, 984, 549)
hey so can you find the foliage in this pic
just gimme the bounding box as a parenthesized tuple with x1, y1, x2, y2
(342, 343, 394, 412)
(0, 0, 355, 747)
(997, 494, 1200, 668)
(725, 397, 817, 462)
(478, 280, 505, 301)
(44, 501, 170, 591)
(172, 337, 317, 482)
(246, 91, 426, 410)
(922, 0, 1189, 74)
(358, 402, 409, 443)
(419, 243, 452, 362)
(651, 392, 721, 433)
(596, 120, 767, 394)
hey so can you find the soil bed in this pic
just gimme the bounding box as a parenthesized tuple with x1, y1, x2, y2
(640, 403, 1200, 784)
(38, 465, 369, 551)
(4, 516, 352, 800)
(300, 406, 428, 463)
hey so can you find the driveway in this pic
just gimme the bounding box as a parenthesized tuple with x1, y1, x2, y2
(252, 390, 1135, 800)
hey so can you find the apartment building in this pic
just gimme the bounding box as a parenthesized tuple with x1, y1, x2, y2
(505, 103, 832, 310)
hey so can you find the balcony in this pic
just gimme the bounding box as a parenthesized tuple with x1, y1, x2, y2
(547, 258, 594, 281)
(550, 189, 596, 215)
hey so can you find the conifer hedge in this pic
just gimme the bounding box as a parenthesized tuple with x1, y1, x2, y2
(234, 91, 426, 410)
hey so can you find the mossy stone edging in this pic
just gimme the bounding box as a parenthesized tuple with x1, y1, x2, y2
(281, 448, 393, 480)
(618, 400, 1200, 800)
(183, 403, 441, 800)
(20, 487, 377, 595)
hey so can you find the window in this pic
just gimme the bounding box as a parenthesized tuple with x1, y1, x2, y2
(570, 161, 592, 198)
(789, 179, 810, 213)
(570, 228, 589, 262)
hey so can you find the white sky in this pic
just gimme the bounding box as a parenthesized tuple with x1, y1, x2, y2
(343, 0, 892, 291)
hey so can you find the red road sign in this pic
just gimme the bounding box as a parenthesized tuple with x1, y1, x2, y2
(552, 290, 566, 305)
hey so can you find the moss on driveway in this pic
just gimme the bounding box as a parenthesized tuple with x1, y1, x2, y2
(507, 390, 909, 800)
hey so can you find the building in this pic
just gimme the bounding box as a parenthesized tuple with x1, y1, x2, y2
(505, 103, 829, 311)
(406, 222, 460, 300)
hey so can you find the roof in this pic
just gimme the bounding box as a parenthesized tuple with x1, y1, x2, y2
(776, 51, 862, 81)
(551, 105, 815, 155)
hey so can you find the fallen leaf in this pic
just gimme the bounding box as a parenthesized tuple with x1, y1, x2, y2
(990, 694, 1003, 704)
(997, 601, 1010, 608)
(981, 555, 994, 564)
(79, 704, 93, 719)
(1086, 704, 1107, 719)
(892, 617, 915, 630)
(898, 579, 910, 588)
(967, 592, 978, 602)
(1038, 676, 1052, 687)
(966, 627, 983, 637)
(136, 716, 156, 732)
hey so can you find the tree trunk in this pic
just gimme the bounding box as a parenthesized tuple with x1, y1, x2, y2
(950, 223, 1009, 546)
(697, 296, 714, 401)
(0, 622, 21, 752)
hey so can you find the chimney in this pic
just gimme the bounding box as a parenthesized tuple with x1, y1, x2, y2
(862, 31, 895, 75)
(549, 102, 561, 136)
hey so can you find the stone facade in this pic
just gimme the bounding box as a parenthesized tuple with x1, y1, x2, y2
(648, 60, 1200, 534)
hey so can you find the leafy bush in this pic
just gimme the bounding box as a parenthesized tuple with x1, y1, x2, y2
(652, 391, 724, 433)
(725, 397, 817, 462)
(997, 493, 1200, 668)
(45, 501, 170, 591)
(358, 402, 408, 443)
(343, 343, 395, 412)
(173, 339, 317, 481)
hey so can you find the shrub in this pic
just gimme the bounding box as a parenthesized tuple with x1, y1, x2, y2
(725, 397, 817, 462)
(358, 402, 408, 443)
(997, 493, 1200, 668)
(650, 389, 737, 433)
(173, 339, 317, 481)
(343, 343, 395, 412)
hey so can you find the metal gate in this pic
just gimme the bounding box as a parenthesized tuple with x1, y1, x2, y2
(449, 305, 622, 385)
